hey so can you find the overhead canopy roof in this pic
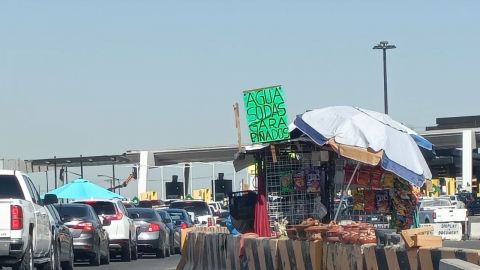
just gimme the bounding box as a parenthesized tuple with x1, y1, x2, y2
(126, 145, 240, 166)
(17, 128, 480, 173)
(419, 128, 480, 149)
(20, 145, 241, 172)
(25, 155, 132, 172)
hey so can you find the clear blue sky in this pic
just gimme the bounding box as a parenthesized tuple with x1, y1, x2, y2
(1, 1, 479, 197)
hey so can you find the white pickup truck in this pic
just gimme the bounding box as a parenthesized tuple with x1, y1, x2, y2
(0, 170, 58, 270)
(418, 198, 468, 223)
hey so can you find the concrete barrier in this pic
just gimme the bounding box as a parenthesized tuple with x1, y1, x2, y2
(419, 247, 480, 270)
(240, 237, 321, 270)
(468, 217, 480, 240)
(178, 229, 480, 270)
(322, 242, 480, 270)
(323, 242, 366, 270)
(177, 227, 230, 270)
(440, 259, 480, 270)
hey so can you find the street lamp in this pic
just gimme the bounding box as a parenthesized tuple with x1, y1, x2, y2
(372, 41, 396, 114)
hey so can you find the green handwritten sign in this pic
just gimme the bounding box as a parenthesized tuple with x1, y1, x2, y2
(243, 85, 289, 144)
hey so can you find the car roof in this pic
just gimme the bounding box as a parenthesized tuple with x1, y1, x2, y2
(55, 203, 91, 208)
(171, 200, 207, 203)
(74, 199, 121, 203)
(165, 208, 188, 212)
(127, 207, 156, 212)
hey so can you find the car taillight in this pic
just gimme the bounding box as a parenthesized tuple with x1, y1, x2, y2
(105, 210, 123, 221)
(432, 212, 437, 220)
(113, 212, 123, 220)
(208, 218, 213, 227)
(181, 222, 188, 229)
(72, 223, 94, 231)
(148, 223, 160, 232)
(11, 205, 23, 230)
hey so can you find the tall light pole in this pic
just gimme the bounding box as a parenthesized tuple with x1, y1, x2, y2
(373, 41, 396, 114)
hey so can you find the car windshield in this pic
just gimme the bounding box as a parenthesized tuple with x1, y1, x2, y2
(54, 205, 93, 221)
(76, 201, 116, 215)
(170, 201, 210, 216)
(0, 175, 25, 200)
(127, 209, 160, 222)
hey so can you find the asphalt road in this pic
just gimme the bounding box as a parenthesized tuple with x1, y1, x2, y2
(73, 254, 180, 270)
(1, 254, 180, 270)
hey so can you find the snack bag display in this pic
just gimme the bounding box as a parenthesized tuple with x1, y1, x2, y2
(383, 173, 394, 188)
(352, 188, 364, 211)
(357, 167, 371, 186)
(375, 190, 390, 214)
(363, 190, 376, 212)
(293, 171, 306, 192)
(391, 178, 418, 229)
(371, 167, 383, 188)
(280, 171, 293, 193)
(306, 169, 321, 193)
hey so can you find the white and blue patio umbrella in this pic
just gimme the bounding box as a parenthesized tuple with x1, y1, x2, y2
(292, 106, 432, 187)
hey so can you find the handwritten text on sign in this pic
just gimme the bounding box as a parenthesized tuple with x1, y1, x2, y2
(420, 223, 462, 240)
(243, 86, 289, 143)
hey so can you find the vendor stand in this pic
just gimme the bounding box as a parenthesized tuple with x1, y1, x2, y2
(234, 105, 434, 243)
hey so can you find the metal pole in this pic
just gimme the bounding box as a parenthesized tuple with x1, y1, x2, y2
(334, 162, 360, 222)
(161, 167, 165, 200)
(112, 163, 115, 192)
(65, 166, 68, 184)
(383, 48, 388, 114)
(80, 155, 84, 178)
(233, 167, 236, 192)
(54, 156, 57, 189)
(373, 41, 395, 114)
(45, 166, 49, 191)
(190, 162, 193, 196)
(212, 164, 216, 201)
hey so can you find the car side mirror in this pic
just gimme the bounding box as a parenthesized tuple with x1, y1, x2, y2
(44, 194, 58, 205)
(102, 219, 112, 226)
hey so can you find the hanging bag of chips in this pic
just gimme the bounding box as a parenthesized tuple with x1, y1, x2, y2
(352, 188, 364, 211)
(375, 190, 390, 214)
(357, 165, 371, 187)
(371, 167, 383, 188)
(363, 190, 376, 212)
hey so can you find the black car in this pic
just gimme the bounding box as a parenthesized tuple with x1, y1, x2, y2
(467, 199, 480, 216)
(156, 209, 179, 254)
(458, 192, 475, 205)
(45, 205, 74, 270)
(55, 203, 111, 266)
(127, 208, 171, 258)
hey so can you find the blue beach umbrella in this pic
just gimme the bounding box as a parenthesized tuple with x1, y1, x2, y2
(45, 178, 124, 200)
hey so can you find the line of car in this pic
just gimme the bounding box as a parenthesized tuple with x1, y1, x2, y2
(45, 198, 197, 268)
(0, 170, 229, 270)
